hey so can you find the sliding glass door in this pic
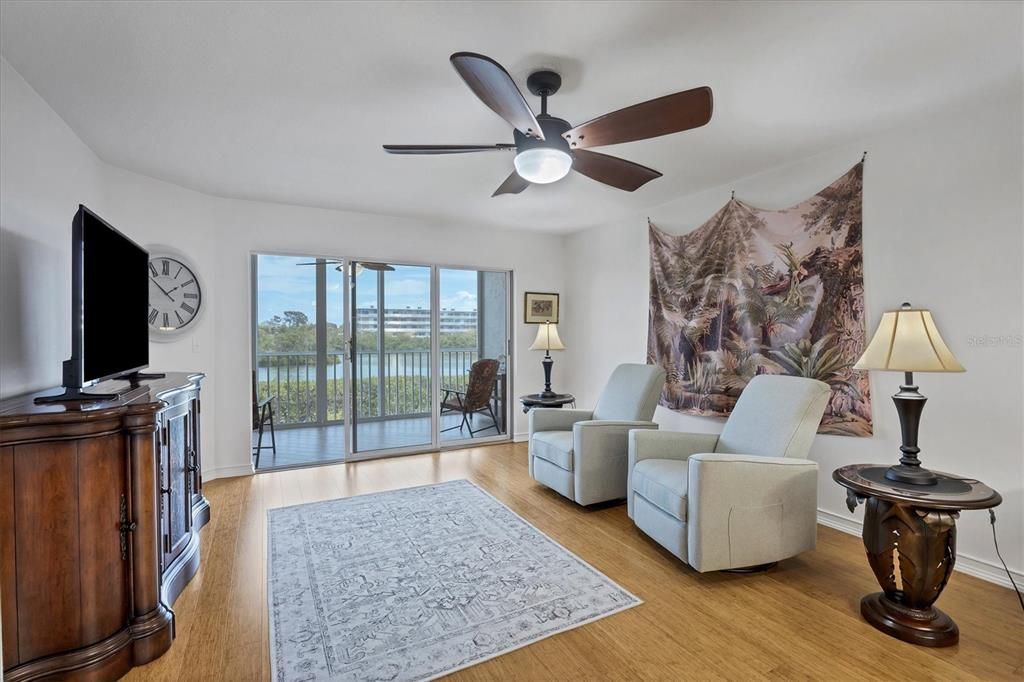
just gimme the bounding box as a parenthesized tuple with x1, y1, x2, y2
(350, 262, 434, 455)
(253, 255, 511, 468)
(438, 268, 509, 444)
(251, 254, 347, 470)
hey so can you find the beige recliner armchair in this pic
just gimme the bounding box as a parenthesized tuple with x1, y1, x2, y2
(529, 363, 666, 505)
(628, 375, 829, 572)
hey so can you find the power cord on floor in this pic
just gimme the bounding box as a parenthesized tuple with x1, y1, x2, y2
(989, 509, 1024, 612)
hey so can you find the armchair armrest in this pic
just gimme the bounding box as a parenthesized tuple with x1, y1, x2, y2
(529, 408, 593, 435)
(574, 420, 659, 449)
(628, 430, 720, 465)
(572, 420, 659, 506)
(686, 453, 818, 572)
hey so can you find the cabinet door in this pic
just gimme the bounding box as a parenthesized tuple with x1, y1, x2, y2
(161, 403, 192, 567)
(1, 446, 17, 668)
(77, 434, 132, 646)
(11, 436, 131, 662)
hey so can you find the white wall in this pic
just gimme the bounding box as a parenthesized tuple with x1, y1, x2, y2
(0, 55, 564, 480)
(0, 58, 103, 395)
(563, 80, 1024, 584)
(206, 198, 563, 478)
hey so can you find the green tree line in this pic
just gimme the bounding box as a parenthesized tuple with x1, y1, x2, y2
(257, 310, 477, 366)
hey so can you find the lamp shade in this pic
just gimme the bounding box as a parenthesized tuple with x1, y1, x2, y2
(854, 303, 964, 372)
(529, 322, 565, 351)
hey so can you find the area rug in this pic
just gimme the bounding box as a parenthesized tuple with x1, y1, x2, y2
(267, 479, 641, 681)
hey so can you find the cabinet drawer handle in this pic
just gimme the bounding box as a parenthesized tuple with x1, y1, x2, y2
(119, 494, 137, 561)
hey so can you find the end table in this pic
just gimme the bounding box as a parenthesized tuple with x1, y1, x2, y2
(833, 464, 1001, 647)
(520, 393, 575, 413)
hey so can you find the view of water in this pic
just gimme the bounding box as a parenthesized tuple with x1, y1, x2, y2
(256, 350, 477, 382)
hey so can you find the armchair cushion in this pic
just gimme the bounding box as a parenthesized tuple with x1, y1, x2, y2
(531, 431, 574, 471)
(627, 430, 718, 518)
(632, 459, 688, 521)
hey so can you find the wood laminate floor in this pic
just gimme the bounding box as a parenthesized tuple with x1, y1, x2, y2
(254, 413, 503, 470)
(128, 443, 1023, 681)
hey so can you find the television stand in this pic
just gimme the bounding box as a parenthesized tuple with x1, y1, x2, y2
(125, 371, 167, 388)
(33, 387, 120, 404)
(32, 362, 168, 405)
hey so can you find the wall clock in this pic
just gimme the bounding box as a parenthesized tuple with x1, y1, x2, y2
(147, 251, 203, 339)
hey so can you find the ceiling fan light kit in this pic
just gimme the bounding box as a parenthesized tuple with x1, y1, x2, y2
(513, 148, 572, 184)
(384, 52, 713, 196)
(512, 107, 573, 184)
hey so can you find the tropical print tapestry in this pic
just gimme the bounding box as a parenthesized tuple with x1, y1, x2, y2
(647, 162, 872, 436)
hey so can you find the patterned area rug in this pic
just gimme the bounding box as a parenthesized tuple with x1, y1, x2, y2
(268, 479, 640, 681)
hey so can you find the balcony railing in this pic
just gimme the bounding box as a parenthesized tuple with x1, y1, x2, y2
(255, 349, 478, 426)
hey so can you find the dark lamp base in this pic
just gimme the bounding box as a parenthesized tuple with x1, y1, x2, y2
(885, 464, 939, 486)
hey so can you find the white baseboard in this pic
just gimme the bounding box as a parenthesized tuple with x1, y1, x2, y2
(513, 432, 529, 443)
(203, 464, 255, 481)
(816, 508, 1023, 591)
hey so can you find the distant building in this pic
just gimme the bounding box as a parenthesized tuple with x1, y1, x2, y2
(356, 307, 476, 337)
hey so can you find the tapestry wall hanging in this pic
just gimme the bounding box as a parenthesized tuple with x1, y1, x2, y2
(646, 161, 872, 436)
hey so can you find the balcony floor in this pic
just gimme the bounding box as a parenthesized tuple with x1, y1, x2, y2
(252, 411, 504, 471)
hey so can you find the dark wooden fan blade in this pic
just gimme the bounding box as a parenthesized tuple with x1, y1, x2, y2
(571, 149, 662, 191)
(450, 52, 544, 140)
(563, 86, 712, 149)
(492, 171, 530, 197)
(383, 144, 515, 154)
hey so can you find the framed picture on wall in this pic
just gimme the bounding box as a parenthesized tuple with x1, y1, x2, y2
(524, 291, 559, 324)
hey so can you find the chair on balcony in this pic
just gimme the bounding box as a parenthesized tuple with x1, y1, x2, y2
(252, 370, 277, 468)
(441, 358, 500, 437)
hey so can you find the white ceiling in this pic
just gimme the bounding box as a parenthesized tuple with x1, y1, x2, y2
(1, 1, 1020, 233)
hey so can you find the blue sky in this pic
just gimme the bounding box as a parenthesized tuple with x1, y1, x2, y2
(256, 255, 478, 324)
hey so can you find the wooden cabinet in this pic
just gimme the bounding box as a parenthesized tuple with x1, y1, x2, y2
(156, 385, 210, 605)
(0, 373, 209, 681)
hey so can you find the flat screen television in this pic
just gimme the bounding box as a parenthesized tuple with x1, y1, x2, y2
(35, 205, 153, 403)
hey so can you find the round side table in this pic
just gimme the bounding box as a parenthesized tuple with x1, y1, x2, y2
(519, 393, 575, 413)
(833, 464, 1001, 647)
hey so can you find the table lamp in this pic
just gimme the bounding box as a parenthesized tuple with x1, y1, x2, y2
(854, 302, 964, 485)
(530, 322, 565, 398)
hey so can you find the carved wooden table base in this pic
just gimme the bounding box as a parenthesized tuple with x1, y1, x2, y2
(833, 465, 1001, 648)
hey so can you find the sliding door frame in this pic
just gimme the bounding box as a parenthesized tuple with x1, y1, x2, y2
(432, 265, 513, 451)
(249, 250, 351, 471)
(249, 250, 515, 470)
(347, 259, 439, 462)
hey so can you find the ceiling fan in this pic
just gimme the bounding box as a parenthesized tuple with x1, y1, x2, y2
(383, 52, 713, 196)
(295, 260, 395, 272)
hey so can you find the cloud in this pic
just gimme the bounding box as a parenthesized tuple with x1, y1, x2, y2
(441, 290, 477, 311)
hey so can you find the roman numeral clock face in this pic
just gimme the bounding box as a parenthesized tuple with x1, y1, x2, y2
(148, 256, 202, 336)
